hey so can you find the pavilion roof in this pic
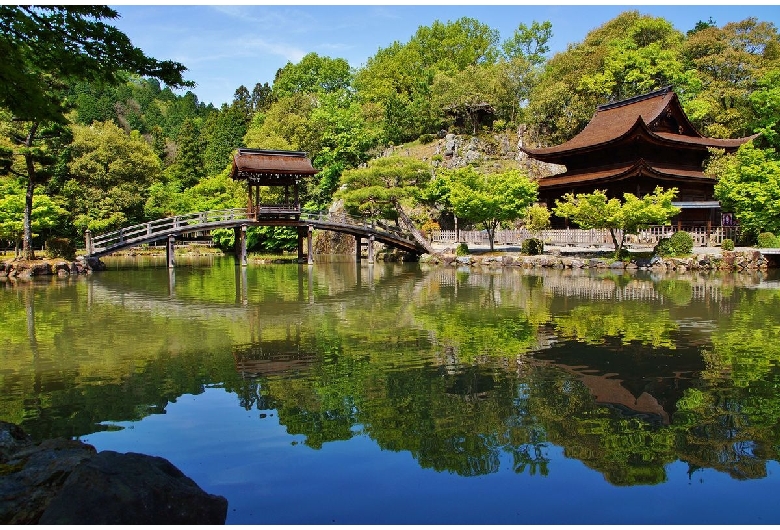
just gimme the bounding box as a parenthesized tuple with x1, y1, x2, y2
(230, 149, 318, 181)
(522, 86, 757, 161)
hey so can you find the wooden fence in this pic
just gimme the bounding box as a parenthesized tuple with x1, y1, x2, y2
(432, 225, 740, 248)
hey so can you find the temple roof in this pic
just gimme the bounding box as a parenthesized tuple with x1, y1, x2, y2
(230, 149, 318, 181)
(537, 159, 716, 190)
(523, 86, 757, 162)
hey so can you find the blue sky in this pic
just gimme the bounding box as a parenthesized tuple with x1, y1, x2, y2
(107, 3, 780, 108)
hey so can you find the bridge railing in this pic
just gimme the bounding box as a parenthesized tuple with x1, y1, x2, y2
(299, 211, 418, 245)
(88, 208, 424, 256)
(90, 209, 250, 253)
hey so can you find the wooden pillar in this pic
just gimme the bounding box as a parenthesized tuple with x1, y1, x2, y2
(355, 235, 362, 262)
(297, 227, 305, 263)
(234, 225, 247, 267)
(367, 235, 375, 264)
(168, 268, 175, 297)
(84, 230, 93, 256)
(166, 235, 175, 268)
(307, 225, 314, 265)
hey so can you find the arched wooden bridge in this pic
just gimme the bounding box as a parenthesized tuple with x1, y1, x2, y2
(83, 208, 431, 265)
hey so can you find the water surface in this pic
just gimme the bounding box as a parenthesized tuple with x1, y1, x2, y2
(2, 257, 779, 524)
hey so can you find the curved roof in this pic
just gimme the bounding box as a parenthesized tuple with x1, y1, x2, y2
(537, 158, 716, 190)
(230, 149, 318, 180)
(523, 86, 756, 161)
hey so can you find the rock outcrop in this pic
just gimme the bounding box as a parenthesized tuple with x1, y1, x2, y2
(0, 422, 228, 524)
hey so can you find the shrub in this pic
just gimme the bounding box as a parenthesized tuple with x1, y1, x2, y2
(492, 119, 507, 132)
(757, 232, 779, 248)
(655, 231, 694, 257)
(455, 243, 470, 256)
(721, 238, 734, 251)
(45, 237, 76, 261)
(418, 133, 436, 144)
(669, 230, 694, 255)
(521, 238, 544, 255)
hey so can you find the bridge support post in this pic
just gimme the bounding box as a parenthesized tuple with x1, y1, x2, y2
(307, 225, 314, 265)
(368, 235, 375, 264)
(166, 235, 175, 268)
(355, 236, 362, 262)
(234, 225, 247, 267)
(297, 227, 306, 263)
(84, 230, 93, 256)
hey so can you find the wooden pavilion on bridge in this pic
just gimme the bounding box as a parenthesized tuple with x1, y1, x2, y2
(521, 86, 758, 231)
(230, 148, 319, 220)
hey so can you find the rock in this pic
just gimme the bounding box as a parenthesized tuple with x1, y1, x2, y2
(39, 451, 228, 525)
(0, 422, 227, 525)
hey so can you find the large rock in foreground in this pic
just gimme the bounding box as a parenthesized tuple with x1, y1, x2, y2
(0, 422, 227, 524)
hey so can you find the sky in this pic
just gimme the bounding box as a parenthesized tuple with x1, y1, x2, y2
(106, 3, 780, 108)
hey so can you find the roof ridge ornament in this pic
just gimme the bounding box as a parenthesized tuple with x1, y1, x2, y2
(597, 86, 672, 112)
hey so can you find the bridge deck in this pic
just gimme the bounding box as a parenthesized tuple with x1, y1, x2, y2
(84, 208, 429, 259)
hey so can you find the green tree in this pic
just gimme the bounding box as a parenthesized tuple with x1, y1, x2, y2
(335, 156, 432, 223)
(502, 20, 553, 66)
(448, 167, 538, 251)
(0, 181, 65, 256)
(0, 6, 189, 259)
(553, 187, 680, 256)
(273, 52, 352, 99)
(681, 18, 780, 139)
(64, 121, 162, 233)
(710, 143, 780, 240)
(202, 104, 247, 176)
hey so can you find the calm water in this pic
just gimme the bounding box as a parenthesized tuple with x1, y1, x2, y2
(2, 256, 780, 524)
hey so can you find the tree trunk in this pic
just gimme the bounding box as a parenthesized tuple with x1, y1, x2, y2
(393, 201, 435, 254)
(22, 123, 39, 261)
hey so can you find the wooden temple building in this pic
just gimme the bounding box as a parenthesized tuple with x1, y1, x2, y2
(521, 86, 758, 228)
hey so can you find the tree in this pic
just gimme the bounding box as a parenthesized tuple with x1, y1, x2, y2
(0, 6, 190, 259)
(710, 143, 780, 241)
(681, 18, 780, 139)
(448, 167, 538, 251)
(502, 20, 553, 66)
(0, 182, 65, 256)
(273, 52, 352, 99)
(64, 121, 162, 233)
(553, 187, 680, 256)
(335, 156, 431, 222)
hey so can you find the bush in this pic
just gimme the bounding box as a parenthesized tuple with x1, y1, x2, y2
(45, 237, 76, 260)
(721, 238, 735, 251)
(418, 133, 436, 144)
(757, 232, 779, 248)
(521, 238, 544, 255)
(669, 231, 694, 255)
(655, 231, 694, 257)
(455, 243, 470, 256)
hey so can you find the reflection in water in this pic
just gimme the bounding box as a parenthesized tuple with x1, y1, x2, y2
(2, 259, 780, 492)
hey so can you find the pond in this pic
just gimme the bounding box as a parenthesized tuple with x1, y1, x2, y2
(2, 257, 780, 524)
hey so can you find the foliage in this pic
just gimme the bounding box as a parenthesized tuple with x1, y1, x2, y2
(273, 53, 352, 99)
(0, 6, 190, 259)
(335, 156, 432, 221)
(448, 167, 538, 251)
(681, 18, 780, 139)
(525, 204, 551, 231)
(756, 232, 779, 248)
(0, 6, 190, 124)
(554, 187, 680, 256)
(721, 238, 735, 251)
(521, 238, 544, 255)
(455, 243, 470, 256)
(44, 236, 76, 260)
(0, 184, 66, 253)
(711, 143, 780, 240)
(64, 121, 161, 233)
(654, 231, 694, 257)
